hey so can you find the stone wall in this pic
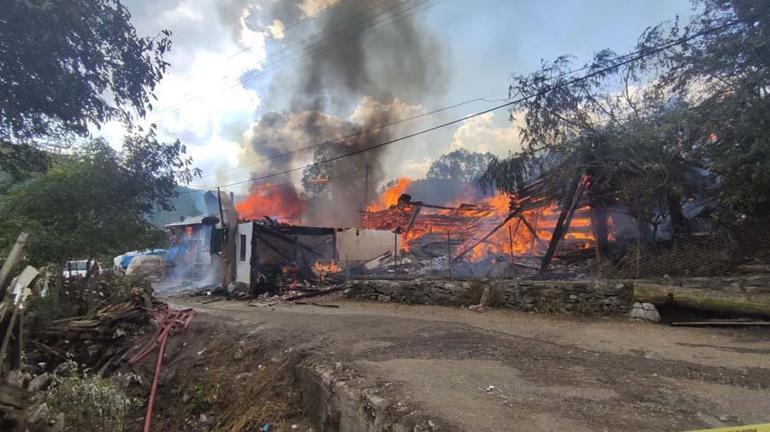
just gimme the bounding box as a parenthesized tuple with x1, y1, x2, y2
(343, 278, 633, 315)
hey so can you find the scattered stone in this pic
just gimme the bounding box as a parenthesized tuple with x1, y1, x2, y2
(28, 402, 50, 424)
(468, 304, 487, 313)
(629, 302, 661, 322)
(199, 414, 211, 424)
(6, 370, 29, 388)
(27, 372, 52, 392)
(485, 385, 496, 392)
(233, 347, 245, 360)
(719, 415, 729, 422)
(48, 412, 65, 432)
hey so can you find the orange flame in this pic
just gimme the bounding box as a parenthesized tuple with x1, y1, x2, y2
(362, 179, 603, 262)
(312, 261, 342, 281)
(367, 178, 412, 211)
(236, 183, 307, 222)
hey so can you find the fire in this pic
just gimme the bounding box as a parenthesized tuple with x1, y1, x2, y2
(367, 178, 411, 211)
(236, 183, 307, 223)
(312, 261, 342, 281)
(362, 179, 605, 262)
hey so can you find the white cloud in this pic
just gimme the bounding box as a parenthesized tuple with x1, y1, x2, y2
(449, 112, 523, 156)
(298, 0, 341, 19)
(267, 19, 286, 40)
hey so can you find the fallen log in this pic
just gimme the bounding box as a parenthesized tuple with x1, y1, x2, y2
(733, 264, 770, 274)
(633, 282, 770, 316)
(285, 286, 344, 301)
(669, 319, 770, 327)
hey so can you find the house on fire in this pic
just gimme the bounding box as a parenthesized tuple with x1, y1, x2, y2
(234, 220, 396, 292)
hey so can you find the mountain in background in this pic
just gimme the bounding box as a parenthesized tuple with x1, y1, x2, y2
(147, 186, 207, 227)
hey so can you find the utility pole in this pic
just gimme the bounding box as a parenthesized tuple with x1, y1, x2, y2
(363, 164, 371, 209)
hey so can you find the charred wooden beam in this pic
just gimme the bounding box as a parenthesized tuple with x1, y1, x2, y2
(518, 216, 547, 249)
(540, 173, 586, 273)
(453, 211, 519, 261)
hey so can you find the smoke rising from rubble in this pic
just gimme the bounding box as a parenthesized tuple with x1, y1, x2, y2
(241, 0, 444, 226)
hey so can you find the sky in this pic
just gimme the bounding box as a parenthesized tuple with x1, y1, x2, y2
(103, 0, 696, 194)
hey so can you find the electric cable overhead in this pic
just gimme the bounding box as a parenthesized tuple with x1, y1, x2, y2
(184, 19, 742, 194)
(156, 0, 439, 114)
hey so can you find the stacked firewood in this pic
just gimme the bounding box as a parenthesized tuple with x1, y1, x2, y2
(43, 287, 153, 342)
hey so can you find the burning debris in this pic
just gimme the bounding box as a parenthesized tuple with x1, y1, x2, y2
(359, 177, 608, 273)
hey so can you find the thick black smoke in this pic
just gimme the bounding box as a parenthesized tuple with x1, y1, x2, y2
(245, 0, 444, 225)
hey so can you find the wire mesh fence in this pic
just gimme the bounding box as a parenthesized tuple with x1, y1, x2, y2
(585, 223, 770, 279)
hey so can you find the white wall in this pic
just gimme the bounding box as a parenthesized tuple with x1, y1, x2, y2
(336, 229, 398, 263)
(235, 222, 252, 284)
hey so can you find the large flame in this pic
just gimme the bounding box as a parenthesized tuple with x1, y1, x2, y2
(363, 179, 602, 262)
(367, 177, 411, 211)
(236, 183, 307, 223)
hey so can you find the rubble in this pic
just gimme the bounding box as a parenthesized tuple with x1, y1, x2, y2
(629, 302, 662, 322)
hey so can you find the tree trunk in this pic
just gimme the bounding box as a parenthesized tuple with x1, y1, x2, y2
(590, 207, 609, 256)
(667, 193, 688, 237)
(634, 282, 770, 316)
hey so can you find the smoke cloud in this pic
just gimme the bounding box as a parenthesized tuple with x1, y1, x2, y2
(241, 0, 445, 226)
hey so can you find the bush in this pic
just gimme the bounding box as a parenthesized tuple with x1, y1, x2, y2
(41, 375, 136, 432)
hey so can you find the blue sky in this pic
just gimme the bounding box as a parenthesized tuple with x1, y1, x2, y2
(112, 0, 695, 192)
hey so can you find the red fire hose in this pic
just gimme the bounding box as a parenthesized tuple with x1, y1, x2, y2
(129, 304, 195, 432)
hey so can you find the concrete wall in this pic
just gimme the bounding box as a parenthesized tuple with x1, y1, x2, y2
(336, 229, 397, 263)
(344, 278, 633, 315)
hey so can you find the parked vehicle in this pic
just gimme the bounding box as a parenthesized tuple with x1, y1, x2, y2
(62, 260, 100, 280)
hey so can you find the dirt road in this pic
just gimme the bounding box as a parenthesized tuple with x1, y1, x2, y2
(172, 297, 770, 432)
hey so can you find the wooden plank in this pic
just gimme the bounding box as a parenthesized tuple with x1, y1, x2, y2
(0, 232, 29, 302)
(670, 320, 770, 327)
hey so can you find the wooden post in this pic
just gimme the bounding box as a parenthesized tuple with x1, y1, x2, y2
(447, 231, 452, 279)
(393, 233, 398, 272)
(0, 233, 29, 302)
(0, 306, 20, 369)
(216, 187, 226, 245)
(508, 218, 521, 263)
(540, 174, 585, 273)
(635, 219, 642, 278)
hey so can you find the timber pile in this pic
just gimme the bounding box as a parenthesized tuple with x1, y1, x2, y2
(43, 286, 153, 341)
(361, 196, 497, 234)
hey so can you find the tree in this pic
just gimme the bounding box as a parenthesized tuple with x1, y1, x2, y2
(426, 149, 493, 183)
(641, 0, 770, 223)
(480, 0, 770, 245)
(0, 0, 171, 143)
(0, 126, 199, 264)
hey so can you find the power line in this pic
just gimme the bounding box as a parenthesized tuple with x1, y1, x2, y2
(185, 19, 741, 194)
(160, 1, 341, 85)
(157, 0, 409, 112)
(194, 18, 710, 184)
(194, 91, 507, 182)
(155, 0, 396, 100)
(156, 0, 433, 114)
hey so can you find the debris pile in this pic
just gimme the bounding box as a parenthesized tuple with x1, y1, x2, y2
(37, 284, 155, 372)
